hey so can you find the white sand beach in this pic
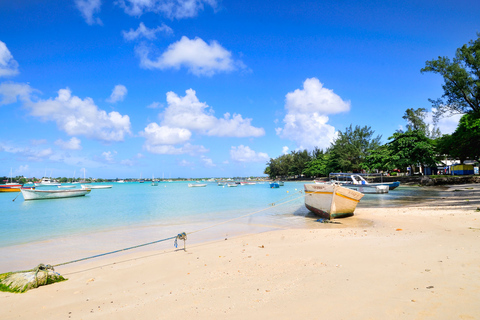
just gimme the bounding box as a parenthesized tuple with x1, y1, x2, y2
(1, 184, 480, 319)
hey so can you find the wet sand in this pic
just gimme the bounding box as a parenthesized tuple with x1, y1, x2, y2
(1, 184, 479, 319)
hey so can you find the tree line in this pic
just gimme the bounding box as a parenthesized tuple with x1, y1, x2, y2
(265, 34, 480, 179)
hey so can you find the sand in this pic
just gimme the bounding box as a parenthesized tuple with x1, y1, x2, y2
(1, 184, 480, 319)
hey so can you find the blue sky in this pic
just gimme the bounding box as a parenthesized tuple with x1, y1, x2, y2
(1, 0, 479, 179)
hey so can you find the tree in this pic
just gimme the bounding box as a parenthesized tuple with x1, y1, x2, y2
(421, 34, 480, 117)
(302, 150, 331, 178)
(364, 145, 396, 172)
(436, 112, 480, 163)
(402, 108, 441, 138)
(329, 125, 382, 172)
(387, 130, 439, 174)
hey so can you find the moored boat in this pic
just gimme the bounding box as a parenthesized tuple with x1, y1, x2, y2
(34, 178, 61, 187)
(329, 173, 400, 190)
(21, 188, 91, 200)
(0, 184, 23, 192)
(227, 183, 238, 187)
(304, 183, 364, 219)
(81, 184, 112, 189)
(270, 182, 280, 188)
(345, 184, 389, 194)
(188, 183, 207, 187)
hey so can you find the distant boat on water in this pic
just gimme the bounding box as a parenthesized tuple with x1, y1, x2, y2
(0, 168, 22, 192)
(188, 183, 207, 187)
(35, 178, 61, 187)
(21, 188, 91, 200)
(270, 182, 280, 188)
(304, 183, 364, 219)
(81, 184, 112, 189)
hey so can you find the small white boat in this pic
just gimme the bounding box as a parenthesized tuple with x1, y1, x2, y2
(58, 185, 76, 189)
(227, 183, 238, 187)
(330, 173, 400, 190)
(304, 183, 364, 219)
(81, 184, 112, 189)
(21, 188, 91, 200)
(34, 177, 61, 187)
(116, 180, 125, 183)
(188, 183, 207, 187)
(345, 184, 389, 194)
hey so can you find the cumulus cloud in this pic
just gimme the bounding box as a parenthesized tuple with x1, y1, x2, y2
(26, 88, 131, 142)
(200, 155, 215, 167)
(277, 78, 350, 150)
(140, 89, 263, 155)
(55, 137, 82, 150)
(136, 36, 245, 76)
(116, 0, 217, 19)
(0, 142, 53, 161)
(282, 146, 289, 154)
(163, 89, 264, 137)
(107, 84, 127, 103)
(0, 41, 19, 77)
(122, 22, 173, 41)
(424, 108, 462, 135)
(75, 0, 103, 25)
(230, 145, 269, 163)
(0, 82, 35, 105)
(102, 150, 117, 163)
(146, 101, 163, 109)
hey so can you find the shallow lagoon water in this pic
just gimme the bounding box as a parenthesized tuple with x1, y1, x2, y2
(0, 182, 449, 249)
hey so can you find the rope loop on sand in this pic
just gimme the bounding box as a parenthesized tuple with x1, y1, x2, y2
(33, 264, 54, 286)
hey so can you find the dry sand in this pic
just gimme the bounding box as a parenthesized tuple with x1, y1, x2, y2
(1, 184, 480, 319)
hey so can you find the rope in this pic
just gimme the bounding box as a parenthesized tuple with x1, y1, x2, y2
(33, 264, 54, 286)
(52, 235, 177, 267)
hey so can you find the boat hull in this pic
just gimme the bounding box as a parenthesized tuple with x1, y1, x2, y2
(188, 184, 207, 187)
(304, 184, 364, 219)
(21, 188, 91, 200)
(0, 184, 22, 192)
(345, 185, 389, 194)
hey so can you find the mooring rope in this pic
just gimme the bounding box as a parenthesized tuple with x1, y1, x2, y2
(26, 190, 305, 270)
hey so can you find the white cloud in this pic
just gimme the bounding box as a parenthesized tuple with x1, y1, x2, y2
(117, 0, 217, 19)
(200, 155, 215, 167)
(141, 122, 192, 145)
(136, 36, 245, 76)
(26, 88, 131, 142)
(55, 137, 82, 150)
(147, 101, 163, 109)
(230, 145, 269, 163)
(0, 41, 19, 77)
(425, 108, 462, 135)
(102, 150, 117, 163)
(0, 142, 53, 161)
(0, 82, 35, 105)
(163, 89, 264, 137)
(75, 0, 103, 25)
(107, 84, 128, 103)
(282, 146, 289, 154)
(144, 142, 207, 155)
(277, 78, 350, 150)
(122, 22, 173, 41)
(178, 159, 194, 167)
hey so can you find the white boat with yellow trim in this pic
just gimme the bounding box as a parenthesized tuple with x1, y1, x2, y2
(304, 183, 364, 219)
(21, 188, 91, 200)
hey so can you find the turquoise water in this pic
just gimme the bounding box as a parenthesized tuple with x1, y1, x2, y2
(0, 182, 450, 249)
(0, 182, 309, 248)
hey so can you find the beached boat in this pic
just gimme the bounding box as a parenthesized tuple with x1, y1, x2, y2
(304, 183, 364, 219)
(330, 173, 400, 190)
(81, 184, 112, 189)
(188, 183, 207, 187)
(21, 188, 91, 200)
(270, 182, 280, 188)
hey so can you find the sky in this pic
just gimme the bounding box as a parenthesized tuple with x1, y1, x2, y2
(0, 0, 479, 179)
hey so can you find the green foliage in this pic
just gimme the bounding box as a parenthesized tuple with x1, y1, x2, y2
(436, 113, 480, 162)
(302, 151, 330, 177)
(421, 33, 480, 117)
(365, 145, 396, 172)
(329, 125, 382, 172)
(387, 130, 439, 172)
(402, 108, 441, 138)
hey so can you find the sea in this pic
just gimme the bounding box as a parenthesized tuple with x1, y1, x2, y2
(0, 181, 449, 273)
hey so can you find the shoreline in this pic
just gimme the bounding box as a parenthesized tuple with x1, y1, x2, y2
(1, 184, 480, 319)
